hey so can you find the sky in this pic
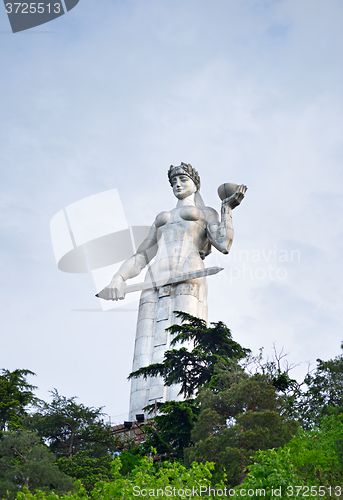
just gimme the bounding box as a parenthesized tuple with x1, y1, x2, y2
(1, 0, 343, 424)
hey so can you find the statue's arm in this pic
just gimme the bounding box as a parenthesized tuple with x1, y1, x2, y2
(98, 224, 158, 300)
(205, 184, 247, 255)
(116, 224, 158, 280)
(205, 205, 234, 255)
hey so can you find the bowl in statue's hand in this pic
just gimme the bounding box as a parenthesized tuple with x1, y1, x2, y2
(217, 183, 239, 200)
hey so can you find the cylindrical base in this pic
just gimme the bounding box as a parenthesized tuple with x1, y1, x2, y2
(128, 278, 207, 421)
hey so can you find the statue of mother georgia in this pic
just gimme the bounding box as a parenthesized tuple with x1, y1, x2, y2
(97, 163, 247, 420)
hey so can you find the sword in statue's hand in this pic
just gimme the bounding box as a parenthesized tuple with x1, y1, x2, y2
(95, 266, 224, 301)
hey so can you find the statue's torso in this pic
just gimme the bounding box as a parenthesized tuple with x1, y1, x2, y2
(150, 206, 210, 279)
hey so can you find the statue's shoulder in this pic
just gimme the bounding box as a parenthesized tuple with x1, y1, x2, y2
(202, 206, 219, 221)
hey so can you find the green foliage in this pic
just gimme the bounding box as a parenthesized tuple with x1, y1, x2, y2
(286, 414, 343, 485)
(10, 431, 343, 500)
(117, 445, 145, 476)
(186, 375, 298, 485)
(3, 327, 342, 498)
(56, 452, 116, 491)
(27, 390, 117, 459)
(0, 370, 38, 432)
(236, 448, 300, 499)
(0, 431, 73, 499)
(273, 372, 293, 392)
(238, 413, 343, 499)
(129, 313, 301, 485)
(129, 312, 251, 398)
(23, 390, 120, 490)
(12, 457, 220, 499)
(142, 399, 200, 459)
(299, 345, 343, 427)
(242, 346, 303, 420)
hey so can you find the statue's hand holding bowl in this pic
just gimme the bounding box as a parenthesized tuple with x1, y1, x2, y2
(218, 183, 248, 210)
(96, 275, 126, 301)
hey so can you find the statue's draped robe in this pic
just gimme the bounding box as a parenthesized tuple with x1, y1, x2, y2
(129, 206, 209, 420)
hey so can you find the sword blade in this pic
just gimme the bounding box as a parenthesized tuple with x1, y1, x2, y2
(124, 266, 224, 294)
(96, 266, 224, 300)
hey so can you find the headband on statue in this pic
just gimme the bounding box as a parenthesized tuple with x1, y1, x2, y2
(168, 162, 201, 191)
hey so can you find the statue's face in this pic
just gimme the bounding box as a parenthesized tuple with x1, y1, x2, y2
(171, 174, 197, 199)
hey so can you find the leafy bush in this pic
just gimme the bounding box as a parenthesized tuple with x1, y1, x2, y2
(12, 457, 222, 500)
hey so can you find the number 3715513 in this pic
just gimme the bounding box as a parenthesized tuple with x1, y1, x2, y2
(5, 3, 62, 14)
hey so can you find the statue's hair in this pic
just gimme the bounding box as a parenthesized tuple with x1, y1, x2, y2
(168, 162, 201, 191)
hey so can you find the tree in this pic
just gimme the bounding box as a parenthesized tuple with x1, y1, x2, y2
(235, 447, 301, 499)
(237, 413, 343, 498)
(129, 312, 250, 398)
(185, 374, 298, 485)
(128, 313, 251, 465)
(142, 399, 200, 459)
(298, 344, 343, 427)
(27, 390, 117, 459)
(286, 413, 343, 486)
(56, 452, 117, 491)
(243, 345, 302, 398)
(7, 457, 221, 500)
(26, 390, 119, 490)
(115, 447, 144, 477)
(129, 313, 298, 481)
(0, 430, 73, 498)
(0, 369, 38, 432)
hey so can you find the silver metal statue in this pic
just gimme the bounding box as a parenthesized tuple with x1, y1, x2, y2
(97, 163, 247, 419)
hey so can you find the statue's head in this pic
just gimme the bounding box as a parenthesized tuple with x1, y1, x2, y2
(168, 162, 200, 191)
(168, 162, 205, 206)
(168, 162, 200, 200)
